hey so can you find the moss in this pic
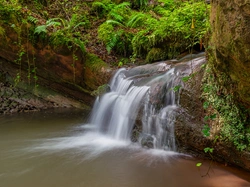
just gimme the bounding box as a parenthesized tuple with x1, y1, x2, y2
(91, 84, 109, 96)
(85, 53, 108, 71)
(84, 53, 110, 91)
(145, 48, 167, 63)
(0, 26, 5, 36)
(202, 56, 249, 151)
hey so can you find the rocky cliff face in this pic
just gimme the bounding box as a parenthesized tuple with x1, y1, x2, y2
(210, 0, 250, 106)
(0, 26, 112, 112)
(193, 0, 250, 170)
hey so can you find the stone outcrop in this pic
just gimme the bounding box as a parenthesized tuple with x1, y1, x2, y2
(0, 25, 112, 112)
(209, 0, 250, 106)
(175, 64, 250, 171)
(189, 0, 250, 171)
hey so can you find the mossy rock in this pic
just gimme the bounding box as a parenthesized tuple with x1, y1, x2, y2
(84, 53, 111, 91)
(85, 53, 108, 70)
(145, 48, 167, 63)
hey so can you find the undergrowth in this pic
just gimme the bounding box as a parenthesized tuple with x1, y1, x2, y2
(202, 62, 249, 151)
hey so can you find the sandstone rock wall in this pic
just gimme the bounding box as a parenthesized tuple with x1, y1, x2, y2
(210, 0, 250, 106)
(0, 26, 112, 111)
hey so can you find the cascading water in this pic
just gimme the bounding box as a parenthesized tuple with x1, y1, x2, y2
(89, 54, 206, 151)
(90, 68, 149, 141)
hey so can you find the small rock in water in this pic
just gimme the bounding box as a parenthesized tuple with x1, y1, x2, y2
(140, 133, 155, 149)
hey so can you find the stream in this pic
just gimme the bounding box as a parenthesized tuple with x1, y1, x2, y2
(1, 55, 250, 187)
(0, 109, 250, 187)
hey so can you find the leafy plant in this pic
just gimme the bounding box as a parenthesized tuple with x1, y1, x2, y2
(172, 85, 181, 92)
(126, 12, 147, 28)
(204, 147, 214, 153)
(202, 64, 249, 151)
(202, 124, 210, 137)
(181, 76, 190, 82)
(27, 16, 38, 24)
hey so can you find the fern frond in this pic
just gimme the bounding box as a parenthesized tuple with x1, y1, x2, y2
(27, 16, 38, 24)
(109, 12, 124, 22)
(46, 18, 63, 27)
(138, 0, 148, 7)
(107, 34, 118, 54)
(127, 13, 146, 28)
(34, 25, 47, 34)
(106, 20, 123, 26)
(73, 38, 85, 52)
(68, 14, 78, 28)
(92, 2, 108, 11)
(115, 2, 130, 9)
(73, 22, 86, 30)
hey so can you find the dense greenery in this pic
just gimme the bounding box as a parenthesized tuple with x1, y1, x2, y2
(97, 0, 210, 62)
(202, 62, 250, 151)
(0, 0, 210, 65)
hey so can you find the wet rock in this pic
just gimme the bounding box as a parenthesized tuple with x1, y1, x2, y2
(139, 133, 155, 149)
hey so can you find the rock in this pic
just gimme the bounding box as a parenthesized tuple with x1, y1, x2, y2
(209, 0, 250, 106)
(139, 133, 155, 149)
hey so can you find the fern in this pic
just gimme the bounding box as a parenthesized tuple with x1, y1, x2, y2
(106, 20, 123, 26)
(91, 1, 115, 17)
(34, 18, 61, 35)
(137, 0, 148, 8)
(106, 33, 119, 54)
(73, 22, 86, 30)
(46, 18, 62, 28)
(98, 22, 114, 43)
(27, 16, 38, 24)
(34, 25, 47, 34)
(109, 12, 125, 23)
(131, 0, 148, 9)
(127, 13, 146, 28)
(92, 2, 108, 11)
(115, 2, 131, 9)
(107, 2, 131, 23)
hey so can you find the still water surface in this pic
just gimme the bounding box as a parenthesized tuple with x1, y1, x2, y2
(0, 109, 250, 187)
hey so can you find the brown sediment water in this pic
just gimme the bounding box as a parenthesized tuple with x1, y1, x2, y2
(0, 109, 249, 187)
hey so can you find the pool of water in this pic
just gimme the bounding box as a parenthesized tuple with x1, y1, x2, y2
(0, 109, 249, 187)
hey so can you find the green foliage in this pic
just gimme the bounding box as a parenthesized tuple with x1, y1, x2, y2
(97, 0, 210, 62)
(91, 84, 109, 96)
(130, 0, 148, 9)
(181, 76, 190, 82)
(209, 114, 216, 120)
(203, 101, 209, 109)
(98, 22, 114, 44)
(91, 0, 113, 17)
(204, 147, 214, 153)
(97, 2, 134, 56)
(202, 65, 249, 151)
(85, 53, 108, 71)
(131, 0, 209, 58)
(146, 47, 167, 63)
(126, 13, 147, 28)
(202, 124, 210, 137)
(34, 25, 47, 34)
(34, 14, 87, 52)
(196, 162, 202, 167)
(27, 16, 38, 24)
(172, 85, 181, 92)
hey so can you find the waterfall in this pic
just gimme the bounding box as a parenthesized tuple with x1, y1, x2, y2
(90, 68, 149, 141)
(89, 54, 206, 151)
